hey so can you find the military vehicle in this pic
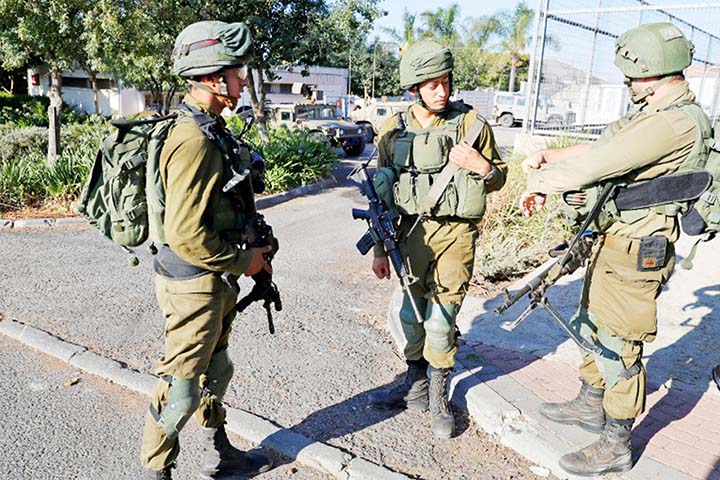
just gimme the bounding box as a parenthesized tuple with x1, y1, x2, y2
(349, 101, 411, 143)
(267, 102, 366, 156)
(492, 92, 574, 128)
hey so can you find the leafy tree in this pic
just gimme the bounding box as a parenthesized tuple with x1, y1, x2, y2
(0, 0, 91, 164)
(84, 0, 202, 114)
(493, 1, 534, 92)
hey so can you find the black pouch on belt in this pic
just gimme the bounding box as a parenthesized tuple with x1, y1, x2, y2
(637, 236, 668, 272)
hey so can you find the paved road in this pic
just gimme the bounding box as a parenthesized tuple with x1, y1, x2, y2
(0, 147, 550, 479)
(0, 335, 327, 480)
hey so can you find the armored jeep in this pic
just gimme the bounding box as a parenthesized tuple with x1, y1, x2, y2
(267, 103, 366, 156)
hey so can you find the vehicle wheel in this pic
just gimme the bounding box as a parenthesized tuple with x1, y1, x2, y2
(343, 142, 365, 157)
(498, 113, 515, 128)
(359, 123, 374, 143)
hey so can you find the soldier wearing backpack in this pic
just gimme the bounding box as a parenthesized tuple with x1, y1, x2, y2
(140, 21, 273, 480)
(520, 23, 708, 476)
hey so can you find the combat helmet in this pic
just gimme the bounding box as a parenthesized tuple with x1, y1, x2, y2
(173, 21, 253, 78)
(399, 40, 454, 90)
(615, 22, 694, 79)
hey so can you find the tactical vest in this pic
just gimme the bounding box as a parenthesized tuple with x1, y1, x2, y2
(388, 102, 487, 219)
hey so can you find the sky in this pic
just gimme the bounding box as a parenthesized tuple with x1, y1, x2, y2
(372, 0, 527, 42)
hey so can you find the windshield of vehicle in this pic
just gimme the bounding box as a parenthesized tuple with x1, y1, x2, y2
(296, 106, 337, 120)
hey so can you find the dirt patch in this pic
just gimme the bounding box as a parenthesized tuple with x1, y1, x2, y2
(1, 201, 80, 220)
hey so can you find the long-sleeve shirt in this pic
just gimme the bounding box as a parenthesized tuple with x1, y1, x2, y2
(160, 95, 251, 275)
(526, 81, 698, 241)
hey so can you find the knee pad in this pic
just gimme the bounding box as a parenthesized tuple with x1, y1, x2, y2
(592, 327, 642, 389)
(423, 303, 459, 354)
(152, 377, 201, 439)
(204, 350, 234, 401)
(398, 292, 427, 345)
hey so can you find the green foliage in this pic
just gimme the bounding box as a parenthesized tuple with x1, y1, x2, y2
(226, 116, 337, 194)
(0, 120, 108, 210)
(474, 152, 572, 283)
(0, 94, 92, 127)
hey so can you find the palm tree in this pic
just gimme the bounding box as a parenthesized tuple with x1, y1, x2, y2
(381, 9, 417, 54)
(494, 1, 534, 92)
(418, 3, 460, 44)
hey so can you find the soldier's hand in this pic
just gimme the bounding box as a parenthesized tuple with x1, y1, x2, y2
(244, 246, 273, 276)
(520, 191, 546, 217)
(522, 150, 548, 172)
(449, 142, 492, 176)
(372, 256, 391, 280)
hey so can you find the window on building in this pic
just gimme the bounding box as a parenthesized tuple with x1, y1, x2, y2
(376, 108, 388, 116)
(268, 83, 293, 94)
(62, 77, 90, 88)
(96, 78, 117, 90)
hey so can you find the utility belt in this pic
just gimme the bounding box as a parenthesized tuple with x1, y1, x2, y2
(602, 234, 671, 272)
(153, 244, 210, 279)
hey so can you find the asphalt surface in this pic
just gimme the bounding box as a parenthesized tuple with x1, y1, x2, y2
(0, 335, 327, 480)
(0, 144, 552, 479)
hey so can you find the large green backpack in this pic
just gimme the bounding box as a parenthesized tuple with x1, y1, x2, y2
(77, 114, 177, 255)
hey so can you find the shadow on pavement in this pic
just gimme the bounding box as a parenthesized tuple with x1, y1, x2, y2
(257, 373, 409, 470)
(634, 284, 720, 462)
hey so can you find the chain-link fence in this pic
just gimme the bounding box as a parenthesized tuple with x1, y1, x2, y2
(522, 0, 720, 137)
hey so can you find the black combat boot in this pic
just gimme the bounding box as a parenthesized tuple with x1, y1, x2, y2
(368, 359, 429, 410)
(539, 381, 605, 433)
(428, 366, 454, 439)
(559, 415, 633, 477)
(144, 463, 174, 480)
(713, 365, 720, 390)
(200, 425, 273, 479)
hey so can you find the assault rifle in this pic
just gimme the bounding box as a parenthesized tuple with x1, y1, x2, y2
(235, 214, 281, 334)
(350, 160, 423, 323)
(494, 231, 601, 354)
(494, 183, 618, 354)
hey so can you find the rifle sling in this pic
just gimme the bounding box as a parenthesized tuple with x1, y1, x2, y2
(613, 170, 711, 210)
(418, 112, 488, 216)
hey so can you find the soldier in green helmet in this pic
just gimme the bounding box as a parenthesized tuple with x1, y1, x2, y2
(140, 21, 273, 479)
(520, 22, 701, 476)
(368, 40, 507, 438)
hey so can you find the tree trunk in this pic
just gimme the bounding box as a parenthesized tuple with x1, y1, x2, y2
(47, 64, 63, 166)
(89, 72, 100, 115)
(508, 53, 518, 92)
(246, 67, 270, 145)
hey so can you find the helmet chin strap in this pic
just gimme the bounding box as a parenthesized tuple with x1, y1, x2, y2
(188, 73, 238, 110)
(627, 76, 674, 105)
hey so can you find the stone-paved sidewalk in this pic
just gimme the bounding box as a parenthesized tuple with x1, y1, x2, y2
(465, 340, 720, 480)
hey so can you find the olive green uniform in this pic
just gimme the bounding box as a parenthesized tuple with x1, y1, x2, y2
(375, 106, 506, 368)
(526, 81, 697, 420)
(141, 95, 252, 470)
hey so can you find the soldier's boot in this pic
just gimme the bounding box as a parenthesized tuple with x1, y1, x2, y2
(559, 415, 634, 477)
(144, 463, 174, 480)
(429, 366, 454, 439)
(368, 359, 429, 410)
(539, 381, 605, 433)
(200, 425, 273, 479)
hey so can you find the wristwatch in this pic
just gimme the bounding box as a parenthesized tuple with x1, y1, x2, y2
(481, 168, 496, 182)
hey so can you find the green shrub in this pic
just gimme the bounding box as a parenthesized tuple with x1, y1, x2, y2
(0, 126, 48, 163)
(262, 125, 337, 193)
(226, 116, 338, 193)
(0, 93, 93, 127)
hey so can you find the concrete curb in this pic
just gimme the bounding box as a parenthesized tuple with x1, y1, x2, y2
(0, 177, 336, 230)
(0, 317, 409, 480)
